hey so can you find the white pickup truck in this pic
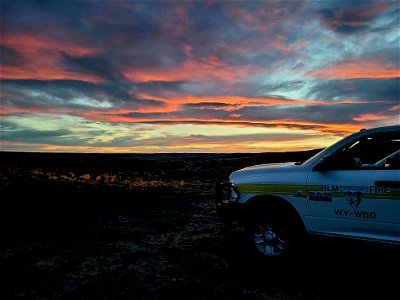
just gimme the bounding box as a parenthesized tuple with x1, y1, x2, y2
(216, 125, 400, 259)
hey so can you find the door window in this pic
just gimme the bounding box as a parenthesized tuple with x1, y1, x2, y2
(321, 131, 400, 170)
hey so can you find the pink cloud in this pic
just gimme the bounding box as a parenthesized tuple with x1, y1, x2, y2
(308, 60, 400, 79)
(1, 33, 103, 82)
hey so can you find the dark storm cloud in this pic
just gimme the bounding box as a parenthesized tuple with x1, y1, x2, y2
(122, 105, 233, 120)
(0, 0, 91, 36)
(136, 80, 262, 99)
(0, 45, 25, 66)
(0, 120, 18, 130)
(235, 101, 395, 125)
(0, 126, 83, 147)
(60, 53, 118, 81)
(260, 80, 307, 99)
(1, 79, 165, 109)
(306, 78, 400, 102)
(136, 80, 187, 95)
(1, 128, 105, 146)
(185, 1, 247, 53)
(182, 102, 234, 109)
(2, 128, 72, 140)
(315, 0, 393, 33)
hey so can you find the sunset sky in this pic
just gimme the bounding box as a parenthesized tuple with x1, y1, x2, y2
(1, 0, 399, 153)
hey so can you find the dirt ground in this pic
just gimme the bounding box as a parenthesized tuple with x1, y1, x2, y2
(0, 151, 398, 299)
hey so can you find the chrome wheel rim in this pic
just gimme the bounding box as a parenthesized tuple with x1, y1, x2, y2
(252, 223, 287, 256)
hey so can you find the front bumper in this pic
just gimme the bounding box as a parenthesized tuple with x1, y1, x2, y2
(215, 179, 245, 221)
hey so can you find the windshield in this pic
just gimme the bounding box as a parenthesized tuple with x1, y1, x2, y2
(297, 148, 326, 165)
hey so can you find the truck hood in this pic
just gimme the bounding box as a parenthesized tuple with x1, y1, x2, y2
(229, 162, 301, 182)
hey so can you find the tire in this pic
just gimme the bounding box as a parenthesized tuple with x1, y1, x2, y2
(245, 215, 304, 259)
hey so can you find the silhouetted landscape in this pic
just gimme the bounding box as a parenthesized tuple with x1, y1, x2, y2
(1, 150, 398, 299)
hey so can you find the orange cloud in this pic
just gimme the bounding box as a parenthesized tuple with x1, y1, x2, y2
(77, 109, 361, 137)
(389, 105, 400, 112)
(1, 33, 103, 82)
(136, 94, 369, 109)
(145, 95, 300, 105)
(1, 65, 104, 83)
(309, 61, 400, 79)
(353, 113, 394, 122)
(123, 55, 264, 82)
(2, 33, 98, 56)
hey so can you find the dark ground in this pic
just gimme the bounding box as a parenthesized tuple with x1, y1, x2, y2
(0, 151, 398, 300)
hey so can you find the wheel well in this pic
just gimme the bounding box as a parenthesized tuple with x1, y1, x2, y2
(244, 195, 305, 231)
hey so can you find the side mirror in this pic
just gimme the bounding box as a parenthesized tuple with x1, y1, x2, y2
(317, 155, 336, 171)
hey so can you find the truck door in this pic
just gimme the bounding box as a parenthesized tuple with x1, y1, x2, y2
(307, 131, 400, 243)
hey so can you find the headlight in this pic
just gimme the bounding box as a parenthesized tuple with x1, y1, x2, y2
(229, 183, 241, 202)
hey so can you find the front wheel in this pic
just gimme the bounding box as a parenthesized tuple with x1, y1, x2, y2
(252, 221, 288, 257)
(246, 218, 304, 259)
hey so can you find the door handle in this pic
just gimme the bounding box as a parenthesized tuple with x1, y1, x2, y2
(375, 181, 400, 187)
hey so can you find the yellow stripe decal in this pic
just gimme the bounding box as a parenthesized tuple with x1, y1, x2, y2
(237, 184, 306, 195)
(237, 184, 400, 200)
